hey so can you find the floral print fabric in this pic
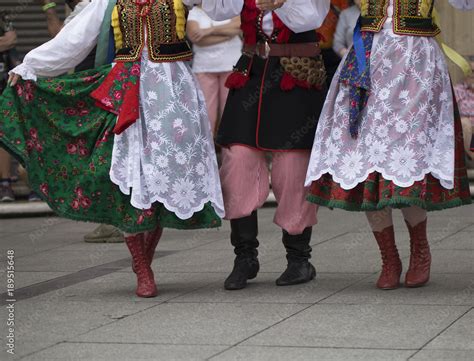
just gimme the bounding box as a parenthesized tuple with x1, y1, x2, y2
(0, 66, 222, 232)
(306, 31, 456, 191)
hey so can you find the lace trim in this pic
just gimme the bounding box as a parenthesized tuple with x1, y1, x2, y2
(109, 171, 225, 220)
(10, 63, 37, 82)
(305, 166, 454, 190)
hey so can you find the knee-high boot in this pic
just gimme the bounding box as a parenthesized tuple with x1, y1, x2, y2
(224, 211, 260, 290)
(373, 226, 402, 290)
(125, 233, 158, 298)
(276, 227, 316, 286)
(132, 226, 163, 273)
(405, 219, 431, 287)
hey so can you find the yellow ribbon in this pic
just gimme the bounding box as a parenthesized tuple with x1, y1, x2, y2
(433, 8, 472, 76)
(111, 6, 124, 50)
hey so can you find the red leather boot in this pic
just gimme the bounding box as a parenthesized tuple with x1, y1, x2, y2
(144, 226, 163, 266)
(373, 226, 402, 290)
(405, 219, 431, 288)
(132, 226, 163, 272)
(125, 233, 158, 298)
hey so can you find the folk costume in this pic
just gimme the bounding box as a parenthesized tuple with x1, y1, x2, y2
(0, 0, 225, 297)
(196, 0, 330, 290)
(305, 0, 473, 290)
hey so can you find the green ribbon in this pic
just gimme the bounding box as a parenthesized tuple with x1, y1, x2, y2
(94, 0, 117, 68)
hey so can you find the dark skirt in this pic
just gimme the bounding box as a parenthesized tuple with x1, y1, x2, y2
(217, 55, 328, 151)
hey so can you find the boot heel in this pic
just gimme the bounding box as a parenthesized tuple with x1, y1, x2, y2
(247, 265, 260, 280)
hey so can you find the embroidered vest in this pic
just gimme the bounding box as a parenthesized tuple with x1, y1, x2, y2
(360, 0, 440, 36)
(226, 0, 325, 91)
(114, 0, 192, 63)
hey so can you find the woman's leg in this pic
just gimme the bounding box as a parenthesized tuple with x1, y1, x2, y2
(195, 72, 219, 136)
(124, 232, 158, 298)
(366, 208, 402, 290)
(401, 206, 431, 287)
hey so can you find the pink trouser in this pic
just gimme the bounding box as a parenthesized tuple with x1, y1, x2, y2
(195, 71, 232, 135)
(220, 145, 318, 235)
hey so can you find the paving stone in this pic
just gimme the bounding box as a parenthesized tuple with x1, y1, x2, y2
(432, 232, 474, 250)
(0, 298, 154, 359)
(10, 249, 131, 272)
(172, 272, 369, 304)
(242, 304, 470, 349)
(0, 206, 472, 359)
(261, 246, 406, 274)
(55, 271, 226, 303)
(152, 249, 283, 273)
(425, 309, 474, 350)
(73, 303, 306, 345)
(212, 346, 415, 361)
(20, 342, 228, 361)
(320, 273, 474, 306)
(410, 349, 474, 360)
(430, 250, 474, 274)
(0, 271, 69, 289)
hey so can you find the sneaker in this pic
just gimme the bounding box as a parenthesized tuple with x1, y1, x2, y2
(84, 224, 125, 243)
(0, 184, 15, 202)
(28, 191, 42, 202)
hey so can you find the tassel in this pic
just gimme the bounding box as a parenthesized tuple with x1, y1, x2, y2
(225, 71, 250, 89)
(280, 73, 297, 91)
(295, 79, 312, 90)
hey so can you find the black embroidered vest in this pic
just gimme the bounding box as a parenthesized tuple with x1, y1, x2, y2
(360, 0, 440, 36)
(114, 0, 192, 62)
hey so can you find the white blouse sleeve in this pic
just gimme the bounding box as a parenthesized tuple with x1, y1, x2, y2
(182, 0, 201, 6)
(201, 0, 244, 21)
(449, 0, 474, 10)
(275, 0, 330, 33)
(11, 0, 110, 81)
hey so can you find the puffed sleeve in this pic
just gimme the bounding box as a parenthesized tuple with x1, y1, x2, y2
(10, 0, 110, 81)
(200, 0, 244, 21)
(449, 0, 474, 10)
(275, 0, 331, 33)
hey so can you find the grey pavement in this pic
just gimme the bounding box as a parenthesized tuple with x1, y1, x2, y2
(0, 205, 473, 361)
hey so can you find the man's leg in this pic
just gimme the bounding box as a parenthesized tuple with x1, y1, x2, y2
(220, 145, 270, 290)
(271, 151, 318, 286)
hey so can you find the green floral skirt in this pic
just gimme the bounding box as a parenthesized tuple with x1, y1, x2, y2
(0, 66, 221, 232)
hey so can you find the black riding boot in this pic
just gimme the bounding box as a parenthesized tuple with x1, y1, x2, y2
(224, 211, 260, 290)
(276, 227, 316, 286)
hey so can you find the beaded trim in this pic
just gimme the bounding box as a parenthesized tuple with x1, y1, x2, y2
(360, 0, 440, 36)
